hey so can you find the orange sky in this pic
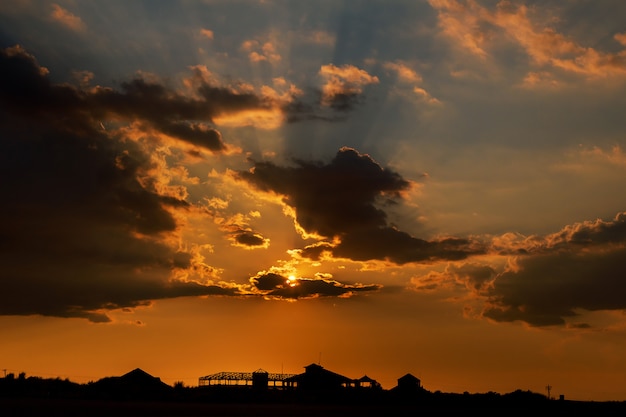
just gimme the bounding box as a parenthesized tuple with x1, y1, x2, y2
(2, 0, 626, 402)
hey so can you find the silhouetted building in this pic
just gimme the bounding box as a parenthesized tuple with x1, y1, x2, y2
(388, 373, 426, 403)
(284, 363, 354, 391)
(252, 368, 269, 390)
(396, 373, 420, 390)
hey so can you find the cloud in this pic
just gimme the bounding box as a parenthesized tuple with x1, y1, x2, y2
(411, 262, 497, 292)
(412, 86, 441, 105)
(428, 0, 491, 58)
(542, 212, 626, 248)
(405, 208, 626, 328)
(238, 147, 484, 264)
(232, 231, 270, 249)
(578, 145, 626, 168)
(0, 45, 279, 153)
(202, 200, 271, 250)
(488, 212, 626, 255)
(383, 61, 423, 83)
(482, 245, 626, 327)
(200, 28, 214, 40)
(318, 64, 379, 110)
(518, 71, 560, 89)
(460, 212, 626, 327)
(300, 30, 336, 46)
(429, 0, 626, 80)
(241, 39, 281, 63)
(250, 272, 381, 300)
(50, 4, 86, 32)
(382, 60, 441, 104)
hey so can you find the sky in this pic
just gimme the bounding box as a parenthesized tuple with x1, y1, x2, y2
(1, 0, 626, 402)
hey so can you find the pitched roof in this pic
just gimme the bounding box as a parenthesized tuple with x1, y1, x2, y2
(285, 363, 352, 385)
(121, 368, 158, 381)
(398, 373, 420, 383)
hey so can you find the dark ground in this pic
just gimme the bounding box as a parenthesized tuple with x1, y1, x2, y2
(2, 397, 626, 417)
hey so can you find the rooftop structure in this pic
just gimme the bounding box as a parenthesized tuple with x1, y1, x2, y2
(198, 369, 297, 389)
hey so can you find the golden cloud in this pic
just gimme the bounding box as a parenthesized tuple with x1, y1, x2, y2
(50, 4, 86, 32)
(430, 0, 626, 80)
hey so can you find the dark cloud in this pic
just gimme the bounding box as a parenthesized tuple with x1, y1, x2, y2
(238, 147, 483, 264)
(281, 87, 367, 123)
(280, 62, 381, 122)
(456, 263, 497, 291)
(481, 212, 626, 327)
(233, 231, 268, 248)
(483, 248, 626, 327)
(251, 273, 287, 291)
(335, 229, 478, 264)
(321, 91, 364, 112)
(1, 261, 239, 322)
(0, 45, 270, 152)
(250, 272, 380, 300)
(152, 120, 224, 151)
(0, 45, 250, 322)
(318, 63, 379, 112)
(92, 78, 266, 150)
(299, 242, 334, 260)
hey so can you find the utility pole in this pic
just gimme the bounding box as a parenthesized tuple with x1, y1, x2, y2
(545, 384, 552, 400)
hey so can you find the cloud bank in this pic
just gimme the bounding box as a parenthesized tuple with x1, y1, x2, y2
(0, 45, 274, 322)
(483, 212, 626, 327)
(415, 212, 626, 327)
(429, 0, 626, 82)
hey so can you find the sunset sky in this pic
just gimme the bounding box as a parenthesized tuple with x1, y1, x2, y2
(2, 0, 626, 402)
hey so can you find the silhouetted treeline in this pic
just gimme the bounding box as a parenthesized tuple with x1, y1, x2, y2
(0, 372, 83, 399)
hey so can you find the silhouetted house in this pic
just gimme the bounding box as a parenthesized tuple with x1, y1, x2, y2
(388, 373, 426, 402)
(284, 363, 353, 391)
(396, 373, 420, 390)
